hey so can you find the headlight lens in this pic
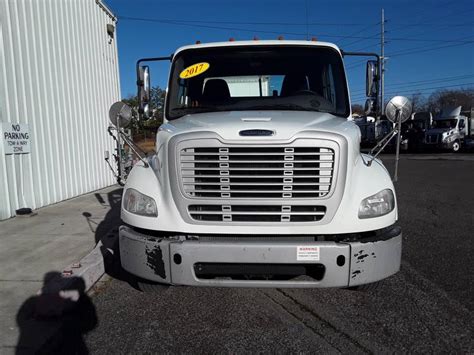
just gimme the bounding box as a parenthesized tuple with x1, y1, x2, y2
(358, 189, 394, 219)
(123, 188, 158, 217)
(445, 134, 456, 143)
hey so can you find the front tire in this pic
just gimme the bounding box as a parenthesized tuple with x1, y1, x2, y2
(452, 140, 461, 152)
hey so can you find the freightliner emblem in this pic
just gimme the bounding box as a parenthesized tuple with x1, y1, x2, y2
(239, 129, 274, 136)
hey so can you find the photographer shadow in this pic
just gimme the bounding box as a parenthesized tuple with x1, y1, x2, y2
(16, 272, 97, 354)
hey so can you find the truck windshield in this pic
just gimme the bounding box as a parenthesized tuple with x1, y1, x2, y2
(433, 119, 457, 129)
(166, 45, 349, 120)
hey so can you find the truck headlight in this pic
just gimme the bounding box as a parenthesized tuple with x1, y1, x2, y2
(123, 188, 158, 217)
(358, 189, 394, 219)
(445, 135, 456, 143)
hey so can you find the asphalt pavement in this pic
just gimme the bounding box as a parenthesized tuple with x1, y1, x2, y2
(83, 154, 474, 353)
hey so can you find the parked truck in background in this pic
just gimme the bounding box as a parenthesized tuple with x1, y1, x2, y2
(425, 106, 473, 152)
(400, 111, 432, 152)
(112, 40, 408, 290)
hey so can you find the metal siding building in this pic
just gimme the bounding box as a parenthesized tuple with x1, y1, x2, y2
(0, 0, 120, 220)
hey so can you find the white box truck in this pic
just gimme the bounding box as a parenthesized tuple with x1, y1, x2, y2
(111, 40, 409, 290)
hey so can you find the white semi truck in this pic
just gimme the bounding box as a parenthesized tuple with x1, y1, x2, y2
(425, 106, 473, 152)
(112, 40, 410, 290)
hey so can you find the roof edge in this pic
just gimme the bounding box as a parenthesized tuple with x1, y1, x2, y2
(174, 40, 340, 57)
(95, 0, 117, 21)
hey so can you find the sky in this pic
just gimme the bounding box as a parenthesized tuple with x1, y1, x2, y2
(104, 0, 474, 105)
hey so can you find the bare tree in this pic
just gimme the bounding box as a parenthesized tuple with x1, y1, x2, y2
(427, 88, 474, 114)
(409, 92, 428, 112)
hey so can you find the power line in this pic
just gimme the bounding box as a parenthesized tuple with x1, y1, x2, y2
(117, 17, 379, 27)
(336, 32, 379, 49)
(388, 38, 474, 58)
(390, 22, 474, 27)
(118, 16, 473, 43)
(351, 82, 474, 101)
(351, 42, 380, 52)
(115, 15, 473, 28)
(388, 1, 472, 38)
(345, 36, 474, 71)
(352, 74, 474, 94)
(338, 23, 380, 47)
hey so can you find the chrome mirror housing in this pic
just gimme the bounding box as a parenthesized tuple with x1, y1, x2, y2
(366, 60, 379, 98)
(109, 101, 132, 128)
(138, 66, 151, 119)
(385, 96, 413, 123)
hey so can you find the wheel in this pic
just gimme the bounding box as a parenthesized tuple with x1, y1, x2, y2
(347, 281, 381, 291)
(452, 140, 461, 153)
(137, 280, 170, 293)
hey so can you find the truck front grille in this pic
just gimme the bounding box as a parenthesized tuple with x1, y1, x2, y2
(179, 146, 334, 199)
(188, 204, 326, 223)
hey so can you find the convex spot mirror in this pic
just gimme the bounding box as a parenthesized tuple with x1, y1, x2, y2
(109, 101, 132, 128)
(138, 65, 151, 118)
(385, 96, 413, 123)
(366, 60, 379, 98)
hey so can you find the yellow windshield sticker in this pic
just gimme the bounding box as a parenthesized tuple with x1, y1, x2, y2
(179, 62, 210, 79)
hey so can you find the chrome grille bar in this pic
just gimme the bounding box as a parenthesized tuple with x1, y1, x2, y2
(188, 205, 327, 223)
(180, 145, 334, 199)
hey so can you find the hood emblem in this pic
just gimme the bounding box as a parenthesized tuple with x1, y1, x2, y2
(239, 129, 274, 137)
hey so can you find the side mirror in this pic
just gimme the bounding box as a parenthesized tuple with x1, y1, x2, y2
(138, 66, 151, 118)
(109, 101, 132, 128)
(385, 96, 412, 124)
(366, 60, 379, 98)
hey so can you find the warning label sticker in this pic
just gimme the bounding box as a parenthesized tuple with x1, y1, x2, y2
(296, 246, 320, 261)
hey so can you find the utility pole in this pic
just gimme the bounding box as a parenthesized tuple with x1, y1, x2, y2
(305, 0, 309, 40)
(380, 8, 385, 117)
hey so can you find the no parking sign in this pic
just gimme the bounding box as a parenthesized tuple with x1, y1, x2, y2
(2, 123, 30, 154)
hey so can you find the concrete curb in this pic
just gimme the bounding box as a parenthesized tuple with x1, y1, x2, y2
(47, 230, 119, 294)
(64, 242, 106, 291)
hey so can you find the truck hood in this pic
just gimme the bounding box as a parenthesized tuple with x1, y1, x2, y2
(160, 110, 358, 143)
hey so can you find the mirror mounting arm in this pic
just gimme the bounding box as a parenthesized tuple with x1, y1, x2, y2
(341, 51, 380, 62)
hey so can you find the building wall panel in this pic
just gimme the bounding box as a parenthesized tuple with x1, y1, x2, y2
(0, 0, 120, 220)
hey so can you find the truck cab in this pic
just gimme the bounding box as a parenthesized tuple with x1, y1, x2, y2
(425, 106, 469, 152)
(117, 40, 402, 289)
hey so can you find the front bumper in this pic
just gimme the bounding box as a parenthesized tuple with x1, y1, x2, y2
(119, 225, 402, 288)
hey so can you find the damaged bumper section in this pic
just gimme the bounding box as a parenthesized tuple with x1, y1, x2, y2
(119, 225, 402, 288)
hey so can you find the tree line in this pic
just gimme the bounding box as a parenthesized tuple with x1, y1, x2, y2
(352, 88, 474, 117)
(121, 86, 165, 139)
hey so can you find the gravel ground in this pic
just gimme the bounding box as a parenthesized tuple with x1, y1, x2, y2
(84, 154, 474, 353)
